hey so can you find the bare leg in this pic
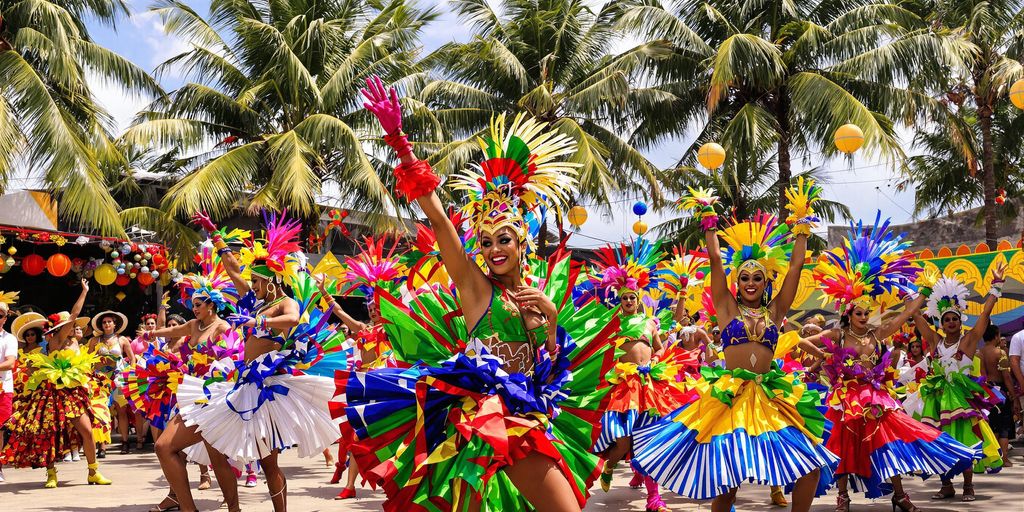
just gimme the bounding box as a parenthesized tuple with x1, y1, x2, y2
(790, 468, 820, 512)
(836, 474, 848, 494)
(345, 457, 359, 490)
(891, 475, 905, 495)
(504, 452, 581, 512)
(70, 414, 98, 467)
(710, 487, 738, 512)
(135, 413, 148, 448)
(152, 426, 163, 443)
(261, 450, 287, 512)
(602, 437, 631, 468)
(204, 442, 239, 511)
(154, 417, 206, 512)
(323, 448, 334, 467)
(116, 404, 131, 451)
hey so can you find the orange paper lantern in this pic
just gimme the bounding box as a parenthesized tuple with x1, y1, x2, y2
(22, 254, 46, 276)
(137, 272, 155, 286)
(47, 253, 71, 277)
(697, 143, 726, 170)
(115, 274, 131, 287)
(834, 124, 864, 154)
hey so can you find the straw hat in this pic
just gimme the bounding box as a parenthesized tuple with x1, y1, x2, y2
(91, 310, 128, 335)
(45, 311, 91, 335)
(12, 312, 48, 342)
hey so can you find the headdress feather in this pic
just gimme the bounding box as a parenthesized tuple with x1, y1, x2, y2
(239, 211, 303, 283)
(179, 242, 238, 312)
(926, 275, 970, 319)
(589, 237, 667, 306)
(718, 212, 792, 280)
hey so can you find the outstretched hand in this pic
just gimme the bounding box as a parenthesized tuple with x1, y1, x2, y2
(361, 75, 403, 135)
(191, 211, 218, 233)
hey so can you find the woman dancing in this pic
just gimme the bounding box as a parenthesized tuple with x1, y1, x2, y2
(814, 216, 978, 511)
(911, 268, 1007, 500)
(338, 77, 617, 511)
(87, 310, 134, 457)
(632, 181, 838, 512)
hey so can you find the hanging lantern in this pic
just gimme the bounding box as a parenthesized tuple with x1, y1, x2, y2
(115, 292, 127, 302)
(697, 142, 726, 170)
(834, 124, 864, 154)
(1, 257, 13, 274)
(95, 263, 117, 285)
(632, 220, 649, 236)
(22, 254, 46, 276)
(46, 253, 71, 277)
(6, 246, 16, 256)
(632, 201, 648, 216)
(115, 274, 131, 287)
(567, 205, 588, 227)
(137, 272, 155, 286)
(1011, 79, 1024, 109)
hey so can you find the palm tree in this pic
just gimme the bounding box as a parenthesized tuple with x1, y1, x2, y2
(899, 101, 1024, 226)
(407, 0, 673, 210)
(121, 0, 437, 229)
(0, 0, 162, 235)
(915, 0, 1024, 246)
(619, 0, 970, 217)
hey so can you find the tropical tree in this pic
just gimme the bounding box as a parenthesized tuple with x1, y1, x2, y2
(0, 0, 162, 235)
(914, 0, 1024, 246)
(408, 0, 673, 210)
(121, 0, 437, 229)
(619, 0, 970, 217)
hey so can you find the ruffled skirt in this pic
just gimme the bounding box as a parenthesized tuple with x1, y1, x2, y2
(90, 372, 114, 444)
(122, 350, 184, 431)
(827, 379, 977, 497)
(2, 383, 91, 468)
(914, 369, 1003, 473)
(177, 351, 340, 463)
(632, 364, 839, 499)
(594, 361, 697, 453)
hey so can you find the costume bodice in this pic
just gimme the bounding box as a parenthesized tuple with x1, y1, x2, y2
(616, 313, 653, 346)
(936, 337, 971, 373)
(721, 308, 778, 353)
(96, 337, 123, 358)
(468, 283, 547, 346)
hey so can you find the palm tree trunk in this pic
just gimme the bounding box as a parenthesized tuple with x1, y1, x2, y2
(978, 101, 998, 247)
(776, 93, 792, 216)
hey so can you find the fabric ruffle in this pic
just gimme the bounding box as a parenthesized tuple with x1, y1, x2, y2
(2, 383, 90, 468)
(122, 348, 186, 431)
(89, 371, 114, 444)
(632, 363, 838, 499)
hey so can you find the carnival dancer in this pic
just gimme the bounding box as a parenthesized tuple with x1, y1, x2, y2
(154, 212, 340, 512)
(315, 236, 403, 500)
(911, 268, 1007, 500)
(2, 279, 112, 487)
(661, 248, 713, 367)
(814, 215, 978, 512)
(632, 181, 838, 512)
(339, 77, 618, 511)
(86, 310, 134, 457)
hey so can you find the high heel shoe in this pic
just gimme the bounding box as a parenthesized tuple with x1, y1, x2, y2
(329, 462, 344, 484)
(770, 486, 789, 507)
(87, 463, 112, 485)
(599, 461, 616, 492)
(835, 492, 851, 512)
(891, 492, 920, 512)
(149, 494, 181, 512)
(962, 483, 975, 502)
(931, 482, 955, 499)
(197, 471, 212, 490)
(44, 468, 58, 489)
(335, 487, 356, 500)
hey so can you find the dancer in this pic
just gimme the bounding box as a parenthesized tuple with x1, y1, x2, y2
(912, 268, 1006, 500)
(2, 280, 111, 487)
(340, 77, 617, 511)
(86, 311, 133, 458)
(978, 325, 1018, 468)
(633, 181, 838, 512)
(155, 212, 340, 512)
(588, 238, 695, 512)
(814, 216, 978, 511)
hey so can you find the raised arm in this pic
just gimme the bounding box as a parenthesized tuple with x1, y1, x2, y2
(143, 321, 192, 342)
(316, 276, 367, 334)
(706, 229, 735, 327)
(193, 212, 251, 297)
(912, 310, 939, 354)
(875, 294, 926, 341)
(963, 263, 1006, 355)
(58, 279, 90, 342)
(672, 297, 688, 323)
(770, 233, 807, 325)
(361, 76, 490, 305)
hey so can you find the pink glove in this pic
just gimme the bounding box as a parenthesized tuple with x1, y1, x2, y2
(361, 76, 403, 136)
(191, 211, 218, 232)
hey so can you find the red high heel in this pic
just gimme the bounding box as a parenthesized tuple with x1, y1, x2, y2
(335, 487, 356, 500)
(835, 492, 851, 512)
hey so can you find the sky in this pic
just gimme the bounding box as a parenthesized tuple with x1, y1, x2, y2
(75, 0, 919, 248)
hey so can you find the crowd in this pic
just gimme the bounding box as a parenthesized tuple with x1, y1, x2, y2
(0, 77, 1021, 512)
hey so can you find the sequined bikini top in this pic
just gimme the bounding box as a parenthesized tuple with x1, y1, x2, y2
(721, 307, 778, 353)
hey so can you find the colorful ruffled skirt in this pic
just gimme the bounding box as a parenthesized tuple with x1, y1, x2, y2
(89, 370, 114, 444)
(177, 349, 340, 463)
(594, 360, 696, 453)
(826, 378, 977, 497)
(913, 365, 1003, 473)
(337, 339, 605, 511)
(122, 349, 185, 431)
(632, 364, 839, 499)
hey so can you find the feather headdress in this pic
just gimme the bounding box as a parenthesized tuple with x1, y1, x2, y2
(589, 237, 667, 305)
(239, 211, 303, 283)
(338, 236, 408, 302)
(658, 246, 707, 298)
(449, 113, 579, 254)
(718, 212, 793, 281)
(926, 275, 970, 319)
(179, 242, 238, 312)
(814, 212, 920, 314)
(0, 290, 18, 311)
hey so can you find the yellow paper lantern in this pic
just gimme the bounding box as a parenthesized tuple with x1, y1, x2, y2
(834, 124, 864, 154)
(1010, 79, 1024, 109)
(632, 220, 649, 236)
(567, 205, 588, 227)
(94, 263, 117, 286)
(115, 291, 127, 302)
(697, 142, 726, 170)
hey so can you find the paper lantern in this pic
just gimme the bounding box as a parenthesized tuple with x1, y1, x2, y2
(6, 246, 16, 256)
(22, 254, 46, 276)
(137, 272, 155, 286)
(46, 253, 71, 277)
(115, 292, 126, 302)
(1, 257, 13, 274)
(115, 274, 131, 287)
(697, 143, 726, 170)
(632, 220, 649, 236)
(152, 253, 167, 267)
(95, 263, 117, 286)
(1011, 79, 1024, 109)
(834, 124, 864, 154)
(632, 201, 648, 216)
(567, 205, 588, 227)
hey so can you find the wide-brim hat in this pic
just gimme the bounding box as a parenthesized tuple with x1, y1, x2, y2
(13, 313, 49, 342)
(92, 311, 128, 335)
(45, 312, 91, 335)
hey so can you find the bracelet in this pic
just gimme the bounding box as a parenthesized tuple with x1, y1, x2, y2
(213, 236, 227, 251)
(217, 247, 233, 256)
(989, 286, 1003, 299)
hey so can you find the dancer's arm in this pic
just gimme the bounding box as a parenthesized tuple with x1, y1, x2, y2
(962, 263, 1006, 356)
(193, 212, 252, 297)
(56, 280, 90, 344)
(316, 275, 367, 334)
(143, 321, 192, 342)
(706, 230, 735, 327)
(912, 311, 939, 355)
(770, 234, 806, 325)
(875, 294, 926, 341)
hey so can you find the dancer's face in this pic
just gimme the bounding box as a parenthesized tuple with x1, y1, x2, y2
(252, 276, 270, 300)
(73, 326, 84, 338)
(192, 298, 214, 319)
(620, 292, 640, 314)
(144, 317, 158, 331)
(167, 319, 182, 328)
(479, 227, 521, 277)
(909, 341, 922, 356)
(737, 269, 766, 305)
(941, 312, 961, 336)
(102, 316, 117, 335)
(849, 306, 870, 330)
(680, 314, 692, 326)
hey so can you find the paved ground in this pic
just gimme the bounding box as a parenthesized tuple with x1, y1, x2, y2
(2, 443, 1023, 511)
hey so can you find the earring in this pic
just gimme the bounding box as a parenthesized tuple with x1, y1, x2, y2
(267, 282, 277, 296)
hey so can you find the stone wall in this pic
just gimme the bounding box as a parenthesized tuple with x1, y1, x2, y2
(827, 206, 1024, 251)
